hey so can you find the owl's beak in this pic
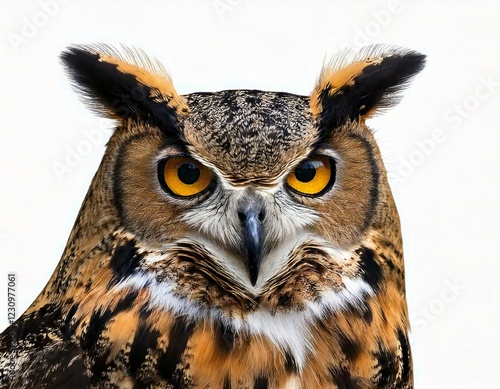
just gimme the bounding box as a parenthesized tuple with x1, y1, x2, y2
(239, 207, 264, 286)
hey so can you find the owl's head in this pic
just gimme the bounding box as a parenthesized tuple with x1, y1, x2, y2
(58, 45, 424, 320)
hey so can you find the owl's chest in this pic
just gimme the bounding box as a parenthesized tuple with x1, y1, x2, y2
(77, 303, 409, 389)
(68, 241, 409, 388)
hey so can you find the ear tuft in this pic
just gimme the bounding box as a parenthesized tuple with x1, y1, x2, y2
(60, 44, 188, 134)
(310, 44, 426, 132)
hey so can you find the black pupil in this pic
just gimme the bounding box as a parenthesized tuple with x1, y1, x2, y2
(295, 160, 317, 183)
(178, 162, 200, 185)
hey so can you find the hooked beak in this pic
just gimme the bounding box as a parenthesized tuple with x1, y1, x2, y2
(239, 207, 264, 286)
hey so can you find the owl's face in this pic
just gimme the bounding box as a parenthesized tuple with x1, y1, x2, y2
(59, 45, 424, 323)
(116, 89, 379, 293)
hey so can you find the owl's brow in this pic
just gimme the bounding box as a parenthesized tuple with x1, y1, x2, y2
(306, 143, 340, 160)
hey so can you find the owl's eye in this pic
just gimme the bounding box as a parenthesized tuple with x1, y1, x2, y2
(158, 157, 214, 197)
(286, 156, 335, 196)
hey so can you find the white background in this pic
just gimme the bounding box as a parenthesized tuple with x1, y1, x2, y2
(0, 1, 499, 388)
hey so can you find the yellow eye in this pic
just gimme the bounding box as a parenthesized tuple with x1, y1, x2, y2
(159, 157, 214, 197)
(286, 156, 335, 196)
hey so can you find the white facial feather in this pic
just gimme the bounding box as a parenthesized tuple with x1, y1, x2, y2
(181, 189, 242, 249)
(181, 185, 319, 253)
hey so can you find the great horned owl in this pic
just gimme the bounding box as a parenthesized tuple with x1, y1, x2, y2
(0, 44, 424, 388)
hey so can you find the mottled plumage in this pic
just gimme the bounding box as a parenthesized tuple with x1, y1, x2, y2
(0, 44, 425, 388)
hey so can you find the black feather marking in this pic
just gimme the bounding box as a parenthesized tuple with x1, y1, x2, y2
(129, 310, 160, 375)
(362, 304, 373, 325)
(253, 376, 269, 389)
(108, 239, 142, 286)
(89, 349, 112, 383)
(357, 247, 383, 291)
(83, 307, 112, 351)
(81, 290, 137, 350)
(223, 375, 231, 389)
(317, 51, 426, 136)
(346, 133, 380, 232)
(284, 350, 298, 373)
(114, 289, 139, 311)
(157, 317, 195, 382)
(338, 334, 361, 362)
(17, 342, 89, 388)
(356, 53, 426, 115)
(63, 303, 80, 338)
(214, 318, 235, 353)
(60, 46, 181, 137)
(329, 366, 360, 389)
(373, 345, 398, 386)
(398, 329, 411, 384)
(40, 345, 89, 388)
(14, 304, 62, 346)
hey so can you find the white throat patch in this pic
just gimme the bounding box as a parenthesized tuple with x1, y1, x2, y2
(118, 234, 373, 371)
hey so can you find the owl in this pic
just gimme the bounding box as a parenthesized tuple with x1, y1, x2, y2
(0, 44, 424, 388)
